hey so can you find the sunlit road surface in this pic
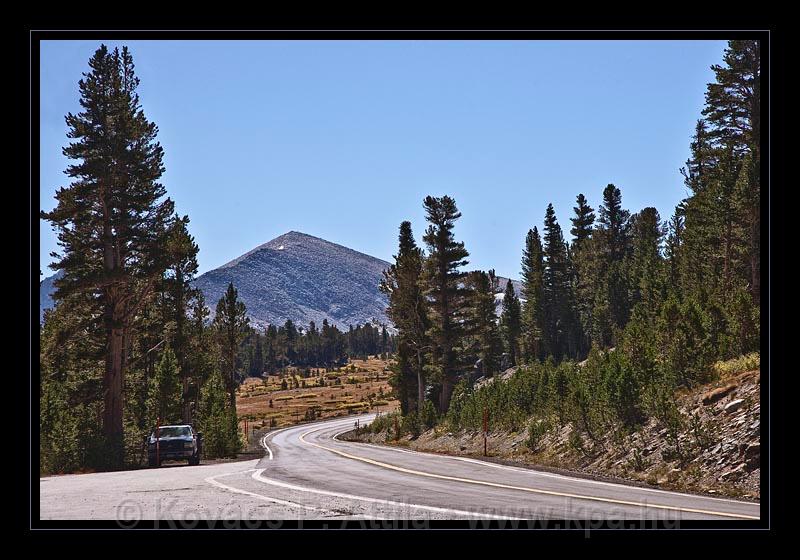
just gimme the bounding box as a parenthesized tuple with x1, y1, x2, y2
(39, 413, 759, 523)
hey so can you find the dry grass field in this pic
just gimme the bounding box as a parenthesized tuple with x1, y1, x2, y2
(236, 356, 399, 437)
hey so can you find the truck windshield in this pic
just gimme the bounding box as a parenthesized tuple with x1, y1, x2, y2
(154, 426, 191, 438)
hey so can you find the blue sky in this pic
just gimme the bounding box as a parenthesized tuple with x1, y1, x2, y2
(40, 40, 727, 280)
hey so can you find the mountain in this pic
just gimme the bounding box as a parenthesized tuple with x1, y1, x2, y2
(493, 277, 525, 316)
(38, 231, 524, 329)
(193, 231, 391, 329)
(39, 270, 63, 323)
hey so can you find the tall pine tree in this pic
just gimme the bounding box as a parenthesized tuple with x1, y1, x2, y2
(520, 227, 545, 362)
(465, 270, 502, 377)
(213, 283, 249, 409)
(422, 196, 469, 412)
(380, 221, 430, 413)
(41, 45, 175, 467)
(542, 204, 577, 362)
(499, 280, 522, 366)
(597, 184, 632, 335)
(570, 194, 596, 355)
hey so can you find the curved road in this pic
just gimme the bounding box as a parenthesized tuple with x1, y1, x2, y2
(40, 413, 760, 523)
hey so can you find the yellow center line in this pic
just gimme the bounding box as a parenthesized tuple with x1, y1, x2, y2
(299, 426, 759, 521)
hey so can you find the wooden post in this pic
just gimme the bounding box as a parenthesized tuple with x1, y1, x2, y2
(483, 407, 488, 457)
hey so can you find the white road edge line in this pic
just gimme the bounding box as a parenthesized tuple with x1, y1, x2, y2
(331, 426, 760, 508)
(205, 469, 384, 519)
(205, 469, 323, 512)
(252, 469, 523, 520)
(260, 433, 273, 460)
(302, 424, 758, 520)
(259, 424, 298, 460)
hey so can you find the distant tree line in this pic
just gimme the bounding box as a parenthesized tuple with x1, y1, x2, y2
(385, 40, 761, 442)
(238, 320, 396, 377)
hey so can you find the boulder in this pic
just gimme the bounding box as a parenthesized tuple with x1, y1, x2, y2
(721, 463, 746, 480)
(724, 399, 745, 414)
(745, 443, 760, 459)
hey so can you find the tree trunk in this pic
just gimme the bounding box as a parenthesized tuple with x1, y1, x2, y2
(104, 313, 125, 468)
(439, 375, 453, 413)
(182, 376, 191, 423)
(102, 200, 125, 468)
(751, 206, 760, 306)
(228, 388, 237, 413)
(416, 348, 424, 413)
(723, 218, 732, 291)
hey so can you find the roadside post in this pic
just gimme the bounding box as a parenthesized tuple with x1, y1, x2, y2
(394, 414, 400, 441)
(483, 407, 488, 457)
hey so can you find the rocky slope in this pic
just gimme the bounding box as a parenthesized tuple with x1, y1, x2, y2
(352, 368, 761, 500)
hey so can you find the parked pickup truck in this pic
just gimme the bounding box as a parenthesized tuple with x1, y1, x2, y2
(147, 424, 202, 467)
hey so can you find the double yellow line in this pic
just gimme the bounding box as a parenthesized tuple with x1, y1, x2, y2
(299, 427, 759, 520)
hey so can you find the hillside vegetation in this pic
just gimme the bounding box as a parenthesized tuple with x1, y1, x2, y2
(351, 353, 759, 498)
(372, 41, 760, 501)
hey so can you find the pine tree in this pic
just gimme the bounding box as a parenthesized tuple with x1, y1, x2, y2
(679, 122, 720, 301)
(628, 207, 666, 316)
(466, 271, 502, 376)
(284, 319, 298, 364)
(702, 40, 760, 304)
(541, 204, 577, 362)
(677, 41, 760, 319)
(664, 207, 685, 295)
(264, 325, 278, 373)
(161, 215, 200, 421)
(422, 196, 469, 413)
(184, 290, 213, 421)
(570, 194, 595, 245)
(500, 280, 522, 366)
(598, 184, 631, 262)
(520, 227, 545, 362)
(252, 333, 264, 376)
(40, 300, 105, 472)
(41, 45, 175, 467)
(198, 369, 240, 458)
(380, 221, 430, 413)
(213, 283, 249, 409)
(597, 184, 632, 332)
(147, 346, 182, 425)
(569, 194, 596, 355)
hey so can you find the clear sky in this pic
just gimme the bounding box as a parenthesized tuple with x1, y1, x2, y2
(39, 39, 727, 280)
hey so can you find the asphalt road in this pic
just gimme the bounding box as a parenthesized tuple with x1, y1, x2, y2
(39, 413, 760, 523)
